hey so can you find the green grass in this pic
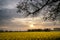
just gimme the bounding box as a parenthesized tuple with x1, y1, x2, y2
(0, 32, 60, 40)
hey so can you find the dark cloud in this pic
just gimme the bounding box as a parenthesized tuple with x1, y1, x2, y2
(0, 0, 20, 9)
(0, 9, 21, 26)
(0, 0, 21, 27)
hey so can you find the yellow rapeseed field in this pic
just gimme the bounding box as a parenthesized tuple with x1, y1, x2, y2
(0, 32, 60, 40)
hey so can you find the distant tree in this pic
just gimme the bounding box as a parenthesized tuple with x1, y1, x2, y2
(28, 29, 32, 32)
(43, 28, 51, 31)
(17, 0, 60, 21)
(54, 28, 60, 31)
(28, 29, 42, 32)
(36, 29, 43, 31)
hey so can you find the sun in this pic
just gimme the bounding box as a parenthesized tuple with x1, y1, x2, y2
(30, 24, 34, 27)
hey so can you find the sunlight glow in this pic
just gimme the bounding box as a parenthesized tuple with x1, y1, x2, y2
(30, 24, 34, 27)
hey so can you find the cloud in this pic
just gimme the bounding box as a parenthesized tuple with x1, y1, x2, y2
(0, 8, 21, 26)
(0, 0, 28, 31)
(0, 0, 20, 9)
(0, 0, 60, 31)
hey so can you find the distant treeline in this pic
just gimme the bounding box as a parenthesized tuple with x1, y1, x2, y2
(0, 28, 60, 32)
(28, 28, 60, 32)
(28, 28, 51, 32)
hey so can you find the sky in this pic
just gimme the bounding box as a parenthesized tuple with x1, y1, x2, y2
(0, 0, 60, 31)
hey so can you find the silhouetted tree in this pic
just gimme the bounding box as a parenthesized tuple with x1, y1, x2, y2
(28, 29, 42, 32)
(43, 28, 51, 31)
(54, 28, 60, 31)
(17, 0, 60, 21)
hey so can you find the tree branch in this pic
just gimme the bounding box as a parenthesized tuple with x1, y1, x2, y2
(32, 0, 50, 15)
